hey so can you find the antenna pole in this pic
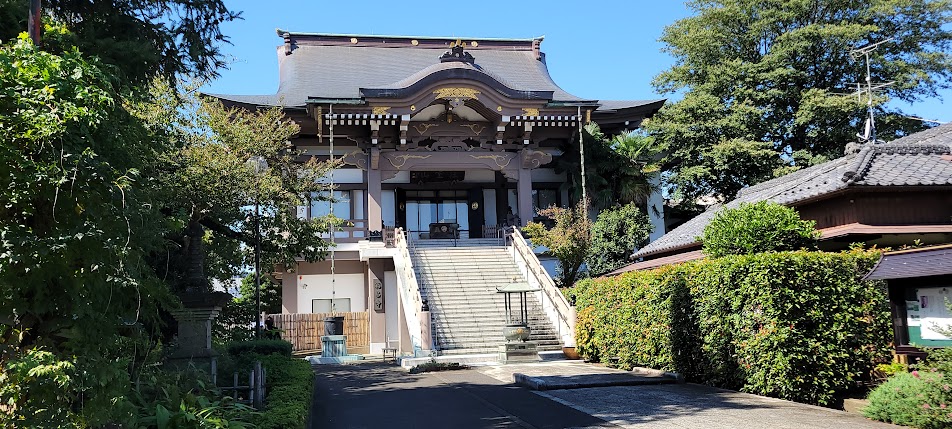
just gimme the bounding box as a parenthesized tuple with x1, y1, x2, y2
(865, 50, 877, 143)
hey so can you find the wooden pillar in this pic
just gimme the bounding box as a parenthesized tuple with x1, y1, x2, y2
(517, 166, 532, 226)
(367, 162, 382, 232)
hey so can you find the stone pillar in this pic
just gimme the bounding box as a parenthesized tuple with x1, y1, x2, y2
(367, 165, 382, 232)
(517, 167, 533, 226)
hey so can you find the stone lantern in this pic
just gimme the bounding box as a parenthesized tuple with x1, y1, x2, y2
(496, 281, 541, 363)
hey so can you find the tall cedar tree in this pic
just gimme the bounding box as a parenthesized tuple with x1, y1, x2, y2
(649, 0, 952, 205)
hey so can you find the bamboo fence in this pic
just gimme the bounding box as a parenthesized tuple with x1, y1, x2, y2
(267, 311, 369, 354)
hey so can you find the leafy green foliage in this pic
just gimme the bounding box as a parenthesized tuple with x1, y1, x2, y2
(701, 201, 820, 257)
(588, 203, 654, 276)
(226, 339, 293, 358)
(137, 81, 337, 292)
(574, 249, 891, 406)
(864, 371, 952, 428)
(238, 273, 282, 315)
(0, 348, 75, 428)
(254, 354, 314, 429)
(523, 200, 592, 287)
(128, 368, 256, 429)
(649, 0, 952, 203)
(0, 0, 241, 85)
(554, 123, 659, 210)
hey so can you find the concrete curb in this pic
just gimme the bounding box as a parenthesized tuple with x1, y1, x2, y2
(513, 372, 680, 391)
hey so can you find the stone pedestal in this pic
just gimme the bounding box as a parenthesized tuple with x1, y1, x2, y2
(498, 341, 541, 364)
(321, 335, 348, 357)
(167, 291, 230, 376)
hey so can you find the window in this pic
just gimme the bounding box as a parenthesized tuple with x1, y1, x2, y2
(311, 190, 353, 219)
(312, 298, 351, 313)
(532, 189, 558, 211)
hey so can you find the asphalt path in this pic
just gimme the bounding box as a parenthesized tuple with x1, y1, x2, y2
(308, 362, 616, 429)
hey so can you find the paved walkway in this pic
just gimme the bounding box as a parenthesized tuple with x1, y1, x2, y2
(308, 361, 900, 429)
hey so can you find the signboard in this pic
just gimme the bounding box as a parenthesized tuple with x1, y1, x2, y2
(916, 287, 952, 340)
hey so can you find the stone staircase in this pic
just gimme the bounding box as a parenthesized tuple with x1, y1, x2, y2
(410, 239, 562, 355)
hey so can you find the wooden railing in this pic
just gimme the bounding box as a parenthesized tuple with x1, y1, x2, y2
(267, 312, 369, 353)
(393, 228, 429, 355)
(509, 228, 576, 346)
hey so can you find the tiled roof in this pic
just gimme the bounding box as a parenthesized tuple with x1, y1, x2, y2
(632, 122, 952, 259)
(207, 32, 661, 112)
(865, 244, 952, 280)
(595, 99, 667, 112)
(209, 36, 583, 107)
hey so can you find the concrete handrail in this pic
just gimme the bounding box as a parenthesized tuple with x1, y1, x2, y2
(509, 228, 576, 346)
(393, 228, 429, 355)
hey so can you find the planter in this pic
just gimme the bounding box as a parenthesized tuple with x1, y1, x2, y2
(562, 346, 580, 360)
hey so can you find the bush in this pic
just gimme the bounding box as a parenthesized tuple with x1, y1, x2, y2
(864, 371, 952, 428)
(255, 354, 314, 429)
(701, 201, 820, 257)
(588, 203, 653, 276)
(574, 249, 891, 406)
(226, 339, 293, 358)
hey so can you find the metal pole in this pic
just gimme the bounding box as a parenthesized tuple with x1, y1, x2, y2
(254, 193, 261, 339)
(578, 106, 588, 204)
(28, 0, 41, 45)
(329, 104, 336, 312)
(865, 51, 877, 143)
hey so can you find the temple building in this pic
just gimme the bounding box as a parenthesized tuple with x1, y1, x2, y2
(210, 31, 663, 357)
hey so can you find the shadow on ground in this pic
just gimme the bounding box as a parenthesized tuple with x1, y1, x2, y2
(303, 361, 877, 429)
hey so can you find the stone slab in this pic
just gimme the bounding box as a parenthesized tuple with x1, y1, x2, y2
(307, 355, 364, 365)
(515, 372, 678, 391)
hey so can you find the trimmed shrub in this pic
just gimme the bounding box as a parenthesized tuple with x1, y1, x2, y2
(864, 371, 952, 429)
(574, 249, 891, 406)
(254, 354, 314, 429)
(701, 201, 820, 257)
(226, 339, 293, 358)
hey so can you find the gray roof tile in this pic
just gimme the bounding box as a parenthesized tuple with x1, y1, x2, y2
(633, 122, 952, 259)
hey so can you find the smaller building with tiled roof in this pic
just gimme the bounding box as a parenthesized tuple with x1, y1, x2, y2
(611, 122, 952, 275)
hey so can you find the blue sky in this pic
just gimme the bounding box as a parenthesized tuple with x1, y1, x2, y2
(204, 0, 949, 124)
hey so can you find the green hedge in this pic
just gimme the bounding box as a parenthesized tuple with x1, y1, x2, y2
(254, 354, 314, 429)
(574, 249, 891, 406)
(864, 371, 952, 428)
(226, 339, 293, 358)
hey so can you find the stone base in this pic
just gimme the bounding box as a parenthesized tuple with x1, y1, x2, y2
(498, 341, 540, 364)
(308, 355, 365, 365)
(321, 335, 348, 358)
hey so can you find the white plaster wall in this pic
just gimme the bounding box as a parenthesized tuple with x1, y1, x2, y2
(382, 190, 396, 228)
(464, 170, 495, 182)
(647, 174, 666, 242)
(296, 273, 366, 314)
(483, 189, 497, 226)
(317, 168, 364, 184)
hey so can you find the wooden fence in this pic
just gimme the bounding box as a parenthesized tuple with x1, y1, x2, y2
(267, 312, 369, 354)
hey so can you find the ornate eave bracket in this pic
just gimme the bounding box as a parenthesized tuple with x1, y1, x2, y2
(521, 149, 552, 169)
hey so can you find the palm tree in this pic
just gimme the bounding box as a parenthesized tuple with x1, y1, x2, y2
(554, 123, 660, 210)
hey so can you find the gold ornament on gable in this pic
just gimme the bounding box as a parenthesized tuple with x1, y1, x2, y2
(433, 87, 480, 100)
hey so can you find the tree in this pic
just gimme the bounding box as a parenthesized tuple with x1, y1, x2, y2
(0, 35, 173, 426)
(555, 123, 659, 210)
(650, 0, 952, 204)
(701, 201, 820, 258)
(523, 200, 592, 287)
(0, 0, 241, 85)
(136, 81, 338, 293)
(588, 203, 654, 276)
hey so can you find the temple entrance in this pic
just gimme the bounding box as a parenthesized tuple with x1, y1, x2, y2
(398, 189, 487, 239)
